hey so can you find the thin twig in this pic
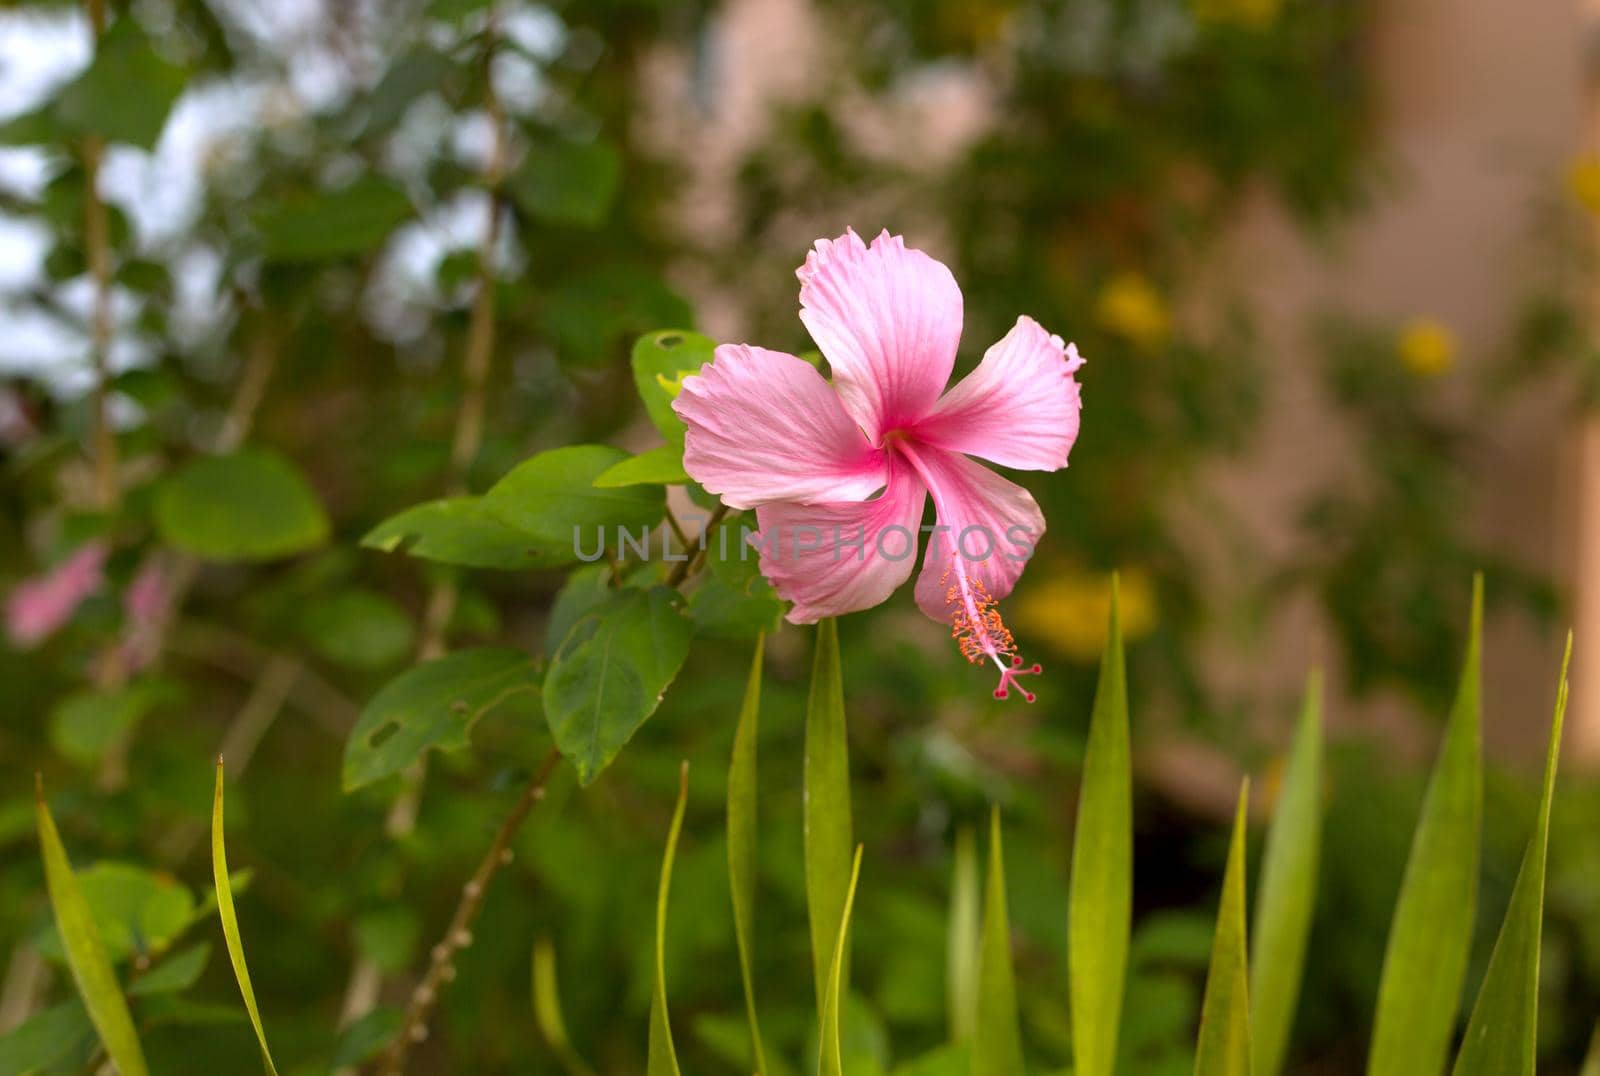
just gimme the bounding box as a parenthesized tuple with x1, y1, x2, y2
(82, 0, 117, 515)
(666, 504, 728, 587)
(377, 748, 561, 1076)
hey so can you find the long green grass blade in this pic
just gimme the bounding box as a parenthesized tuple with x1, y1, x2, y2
(647, 761, 690, 1076)
(212, 761, 279, 1076)
(1195, 781, 1251, 1076)
(1249, 671, 1323, 1076)
(1369, 575, 1484, 1076)
(34, 777, 150, 1076)
(1450, 634, 1571, 1076)
(533, 938, 597, 1076)
(819, 845, 864, 1076)
(974, 807, 1025, 1076)
(728, 635, 770, 1075)
(1069, 575, 1131, 1076)
(1581, 1022, 1600, 1076)
(946, 825, 979, 1044)
(806, 619, 853, 1021)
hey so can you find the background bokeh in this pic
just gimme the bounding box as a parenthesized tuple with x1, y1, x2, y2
(1, 0, 1598, 1072)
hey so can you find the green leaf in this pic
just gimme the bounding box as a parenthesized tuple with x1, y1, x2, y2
(1369, 575, 1484, 1076)
(484, 445, 666, 570)
(1582, 1023, 1600, 1076)
(332, 1008, 404, 1069)
(545, 268, 694, 367)
(343, 648, 539, 791)
(630, 331, 716, 443)
(727, 637, 769, 1076)
(128, 942, 212, 997)
(1194, 782, 1252, 1076)
(1249, 672, 1323, 1076)
(33, 862, 195, 966)
(819, 845, 865, 1076)
(1068, 576, 1132, 1076)
(687, 522, 784, 640)
(55, 16, 185, 149)
(363, 497, 551, 571)
(592, 444, 691, 488)
(543, 587, 692, 785)
(533, 938, 597, 1076)
(212, 763, 278, 1075)
(0, 1000, 92, 1076)
(946, 825, 979, 1044)
(301, 589, 414, 670)
(155, 449, 329, 562)
(509, 138, 622, 228)
(974, 808, 1025, 1076)
(1450, 635, 1571, 1076)
(252, 178, 411, 263)
(805, 619, 854, 1019)
(35, 780, 150, 1076)
(891, 1044, 970, 1076)
(647, 763, 690, 1076)
(48, 683, 164, 768)
(545, 565, 613, 658)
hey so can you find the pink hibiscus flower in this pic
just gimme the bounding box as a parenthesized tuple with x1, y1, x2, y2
(673, 228, 1084, 701)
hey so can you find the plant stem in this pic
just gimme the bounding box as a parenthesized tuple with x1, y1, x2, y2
(666, 504, 728, 587)
(377, 748, 561, 1076)
(82, 0, 117, 514)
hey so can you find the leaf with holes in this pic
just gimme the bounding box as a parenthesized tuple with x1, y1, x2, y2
(543, 587, 691, 785)
(631, 331, 716, 443)
(343, 648, 539, 791)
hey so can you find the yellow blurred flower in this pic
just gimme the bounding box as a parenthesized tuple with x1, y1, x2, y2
(1566, 155, 1600, 215)
(1013, 566, 1158, 663)
(1397, 318, 1456, 378)
(1095, 272, 1170, 351)
(1192, 0, 1281, 29)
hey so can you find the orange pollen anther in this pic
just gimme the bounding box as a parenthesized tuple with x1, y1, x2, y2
(942, 569, 1042, 702)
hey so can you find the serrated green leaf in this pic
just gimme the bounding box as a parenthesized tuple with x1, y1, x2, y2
(631, 331, 716, 443)
(363, 497, 551, 571)
(343, 648, 539, 791)
(974, 808, 1024, 1076)
(0, 1000, 92, 1076)
(484, 445, 665, 570)
(946, 825, 979, 1044)
(647, 763, 690, 1076)
(1451, 635, 1571, 1076)
(56, 16, 185, 149)
(533, 938, 597, 1076)
(212, 763, 277, 1075)
(509, 139, 621, 228)
(543, 587, 691, 784)
(1069, 575, 1131, 1076)
(593, 444, 691, 488)
(1250, 671, 1323, 1076)
(1369, 576, 1484, 1076)
(252, 178, 411, 262)
(1195, 782, 1251, 1076)
(128, 942, 212, 997)
(806, 618, 854, 1020)
(819, 845, 865, 1076)
(727, 637, 770, 1076)
(35, 781, 149, 1076)
(155, 449, 329, 562)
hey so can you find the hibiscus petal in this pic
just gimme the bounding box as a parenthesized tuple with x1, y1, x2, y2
(916, 317, 1084, 471)
(4, 541, 108, 648)
(797, 228, 963, 441)
(896, 445, 1044, 623)
(674, 344, 889, 509)
(751, 455, 927, 623)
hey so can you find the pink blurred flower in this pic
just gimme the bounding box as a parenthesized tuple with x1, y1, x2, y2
(673, 228, 1084, 701)
(119, 558, 170, 672)
(5, 541, 109, 648)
